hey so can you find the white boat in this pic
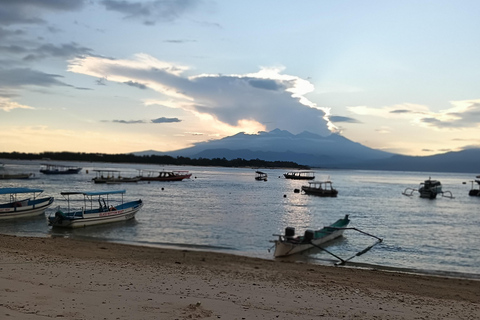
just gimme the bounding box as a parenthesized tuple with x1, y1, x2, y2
(255, 171, 268, 181)
(301, 180, 338, 197)
(271, 215, 350, 257)
(402, 177, 454, 199)
(48, 190, 143, 228)
(0, 188, 54, 220)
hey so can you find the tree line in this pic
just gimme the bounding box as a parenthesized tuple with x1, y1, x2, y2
(0, 152, 309, 169)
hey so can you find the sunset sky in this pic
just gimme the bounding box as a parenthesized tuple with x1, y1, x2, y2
(1, 0, 479, 156)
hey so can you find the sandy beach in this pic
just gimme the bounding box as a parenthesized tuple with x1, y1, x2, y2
(0, 234, 478, 319)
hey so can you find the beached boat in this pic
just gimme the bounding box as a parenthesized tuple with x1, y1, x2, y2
(0, 188, 54, 220)
(255, 171, 268, 181)
(468, 176, 480, 196)
(283, 171, 315, 180)
(48, 190, 143, 228)
(402, 177, 454, 199)
(137, 170, 192, 182)
(92, 170, 140, 184)
(301, 180, 338, 197)
(271, 215, 350, 257)
(40, 164, 82, 174)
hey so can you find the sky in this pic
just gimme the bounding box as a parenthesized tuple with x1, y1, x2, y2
(1, 0, 479, 156)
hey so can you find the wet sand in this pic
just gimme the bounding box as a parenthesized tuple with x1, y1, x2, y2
(0, 234, 478, 319)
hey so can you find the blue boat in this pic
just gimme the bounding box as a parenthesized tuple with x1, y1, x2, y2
(0, 188, 54, 220)
(48, 190, 143, 228)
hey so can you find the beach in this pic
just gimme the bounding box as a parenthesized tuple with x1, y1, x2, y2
(1, 235, 478, 319)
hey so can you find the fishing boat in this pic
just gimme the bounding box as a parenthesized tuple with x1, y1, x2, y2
(48, 190, 143, 228)
(40, 164, 82, 174)
(0, 188, 54, 220)
(402, 177, 454, 199)
(0, 172, 33, 179)
(468, 176, 480, 196)
(92, 170, 140, 184)
(255, 171, 268, 181)
(271, 215, 350, 257)
(137, 170, 192, 182)
(301, 180, 338, 197)
(283, 171, 315, 180)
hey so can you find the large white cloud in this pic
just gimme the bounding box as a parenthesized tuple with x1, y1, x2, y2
(68, 54, 334, 136)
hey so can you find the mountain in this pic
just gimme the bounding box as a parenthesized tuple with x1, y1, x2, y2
(134, 129, 393, 167)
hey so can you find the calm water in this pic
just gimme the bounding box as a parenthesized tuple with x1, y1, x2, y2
(1, 159, 479, 278)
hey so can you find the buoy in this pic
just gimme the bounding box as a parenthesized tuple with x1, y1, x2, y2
(283, 194, 287, 198)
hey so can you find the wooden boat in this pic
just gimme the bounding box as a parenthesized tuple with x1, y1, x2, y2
(301, 180, 338, 197)
(92, 170, 140, 184)
(137, 170, 191, 182)
(283, 171, 315, 180)
(48, 190, 143, 228)
(468, 176, 480, 196)
(255, 171, 268, 181)
(271, 215, 350, 257)
(0, 172, 32, 179)
(402, 177, 454, 199)
(40, 164, 82, 174)
(0, 188, 54, 220)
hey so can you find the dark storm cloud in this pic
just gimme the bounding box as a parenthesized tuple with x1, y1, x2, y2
(0, 0, 86, 26)
(100, 0, 199, 25)
(124, 80, 148, 89)
(151, 117, 181, 123)
(0, 68, 72, 88)
(329, 116, 360, 123)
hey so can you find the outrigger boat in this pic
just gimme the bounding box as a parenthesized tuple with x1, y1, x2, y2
(301, 180, 338, 197)
(40, 164, 82, 174)
(48, 190, 143, 228)
(255, 171, 268, 181)
(137, 170, 192, 182)
(92, 170, 140, 184)
(402, 177, 454, 199)
(0, 188, 54, 220)
(284, 171, 315, 180)
(468, 176, 480, 196)
(270, 215, 383, 265)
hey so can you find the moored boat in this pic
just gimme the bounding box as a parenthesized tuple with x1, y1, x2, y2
(0, 188, 54, 220)
(0, 172, 33, 179)
(137, 170, 192, 181)
(271, 215, 350, 257)
(301, 180, 338, 197)
(40, 164, 82, 174)
(468, 176, 480, 196)
(255, 171, 268, 181)
(402, 177, 454, 199)
(92, 170, 140, 184)
(283, 171, 315, 180)
(48, 190, 143, 228)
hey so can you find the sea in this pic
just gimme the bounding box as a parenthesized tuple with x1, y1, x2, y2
(1, 159, 479, 279)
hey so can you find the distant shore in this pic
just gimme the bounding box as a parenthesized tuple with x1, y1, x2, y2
(1, 234, 478, 319)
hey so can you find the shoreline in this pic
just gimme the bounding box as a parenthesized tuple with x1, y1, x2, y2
(1, 234, 478, 319)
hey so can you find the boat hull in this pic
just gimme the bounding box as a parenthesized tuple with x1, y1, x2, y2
(139, 174, 191, 181)
(0, 197, 54, 220)
(49, 200, 143, 228)
(301, 187, 338, 197)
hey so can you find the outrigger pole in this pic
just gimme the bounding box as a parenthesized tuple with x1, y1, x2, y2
(310, 227, 383, 266)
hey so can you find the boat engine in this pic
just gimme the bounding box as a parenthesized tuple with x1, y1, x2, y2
(285, 227, 295, 238)
(304, 229, 314, 242)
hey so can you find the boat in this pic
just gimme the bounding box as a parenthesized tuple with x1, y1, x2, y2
(0, 188, 54, 220)
(402, 177, 454, 199)
(48, 190, 143, 228)
(271, 215, 351, 257)
(40, 164, 82, 174)
(468, 175, 480, 196)
(255, 171, 268, 181)
(0, 172, 32, 179)
(301, 180, 338, 197)
(283, 171, 315, 180)
(137, 170, 192, 182)
(92, 170, 140, 184)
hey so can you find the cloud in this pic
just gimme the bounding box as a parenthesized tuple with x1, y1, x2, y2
(329, 115, 360, 123)
(100, 0, 199, 25)
(0, 0, 86, 26)
(151, 117, 181, 123)
(111, 119, 145, 124)
(68, 54, 334, 136)
(22, 42, 93, 61)
(0, 68, 72, 88)
(0, 97, 34, 112)
(124, 80, 148, 89)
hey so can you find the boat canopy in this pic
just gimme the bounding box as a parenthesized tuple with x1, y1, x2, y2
(60, 190, 126, 196)
(0, 187, 44, 195)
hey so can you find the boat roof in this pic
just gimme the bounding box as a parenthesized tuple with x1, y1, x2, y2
(0, 187, 44, 195)
(41, 163, 80, 167)
(60, 190, 126, 196)
(93, 169, 120, 172)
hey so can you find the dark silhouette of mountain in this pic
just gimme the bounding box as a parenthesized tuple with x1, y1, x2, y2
(134, 129, 393, 167)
